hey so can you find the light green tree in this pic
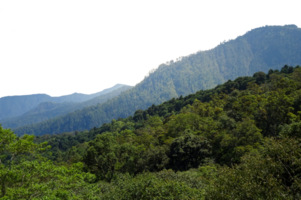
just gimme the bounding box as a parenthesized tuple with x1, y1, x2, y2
(0, 125, 94, 199)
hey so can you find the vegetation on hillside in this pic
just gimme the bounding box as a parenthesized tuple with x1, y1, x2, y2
(13, 25, 301, 136)
(1, 65, 301, 199)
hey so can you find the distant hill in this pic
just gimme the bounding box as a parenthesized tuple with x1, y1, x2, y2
(0, 84, 126, 120)
(13, 25, 301, 136)
(0, 85, 131, 129)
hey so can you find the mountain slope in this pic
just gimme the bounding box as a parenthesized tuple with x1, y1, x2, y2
(1, 85, 132, 129)
(0, 84, 126, 120)
(14, 25, 301, 136)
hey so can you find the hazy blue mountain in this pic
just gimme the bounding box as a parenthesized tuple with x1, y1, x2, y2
(0, 85, 132, 129)
(0, 84, 126, 120)
(13, 25, 301, 136)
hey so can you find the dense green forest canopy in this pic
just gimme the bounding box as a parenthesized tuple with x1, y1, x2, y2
(2, 65, 301, 199)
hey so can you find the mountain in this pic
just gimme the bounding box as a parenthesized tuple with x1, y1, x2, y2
(13, 25, 301, 136)
(0, 85, 132, 129)
(0, 84, 126, 120)
(35, 65, 298, 164)
(3, 65, 301, 200)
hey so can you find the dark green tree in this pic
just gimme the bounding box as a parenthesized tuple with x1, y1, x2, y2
(281, 65, 289, 73)
(253, 71, 267, 84)
(207, 138, 301, 199)
(83, 133, 119, 182)
(169, 134, 211, 171)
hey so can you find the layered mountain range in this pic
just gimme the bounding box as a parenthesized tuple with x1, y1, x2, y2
(0, 84, 131, 129)
(5, 24, 301, 136)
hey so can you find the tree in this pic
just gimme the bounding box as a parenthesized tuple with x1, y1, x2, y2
(281, 65, 289, 73)
(117, 142, 144, 175)
(0, 125, 94, 199)
(253, 71, 267, 84)
(65, 146, 82, 164)
(267, 69, 274, 78)
(263, 91, 295, 136)
(217, 118, 263, 165)
(147, 116, 163, 128)
(163, 113, 202, 140)
(288, 66, 294, 73)
(83, 133, 119, 182)
(83, 133, 143, 182)
(207, 138, 301, 199)
(169, 134, 211, 171)
(137, 145, 169, 173)
(0, 125, 49, 197)
(292, 68, 301, 82)
(279, 121, 301, 138)
(133, 110, 144, 122)
(115, 129, 136, 145)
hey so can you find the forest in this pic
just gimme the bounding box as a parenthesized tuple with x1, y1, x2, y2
(1, 65, 301, 199)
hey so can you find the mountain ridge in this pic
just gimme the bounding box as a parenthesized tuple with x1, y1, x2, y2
(0, 84, 129, 120)
(13, 25, 301, 136)
(0, 85, 132, 129)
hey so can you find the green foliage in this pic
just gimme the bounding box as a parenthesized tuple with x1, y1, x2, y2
(83, 133, 143, 182)
(253, 71, 267, 84)
(3, 63, 301, 198)
(169, 134, 211, 171)
(279, 121, 301, 138)
(88, 171, 203, 200)
(217, 118, 263, 165)
(206, 138, 301, 199)
(83, 133, 120, 182)
(164, 113, 202, 139)
(0, 125, 95, 199)
(136, 145, 169, 173)
(263, 91, 296, 136)
(147, 116, 163, 128)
